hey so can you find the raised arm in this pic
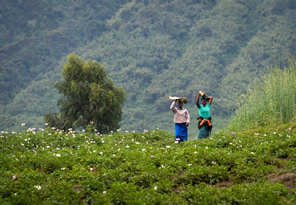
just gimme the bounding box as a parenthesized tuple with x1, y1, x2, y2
(196, 93, 200, 109)
(208, 96, 213, 105)
(170, 100, 177, 113)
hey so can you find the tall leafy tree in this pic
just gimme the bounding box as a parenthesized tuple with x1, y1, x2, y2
(44, 54, 126, 133)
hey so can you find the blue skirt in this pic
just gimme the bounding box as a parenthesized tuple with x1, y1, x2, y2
(175, 123, 188, 142)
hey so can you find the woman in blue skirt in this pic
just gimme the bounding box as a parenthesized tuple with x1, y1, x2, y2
(196, 92, 213, 139)
(170, 99, 190, 142)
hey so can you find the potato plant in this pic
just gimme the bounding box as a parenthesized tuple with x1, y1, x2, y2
(1, 126, 296, 204)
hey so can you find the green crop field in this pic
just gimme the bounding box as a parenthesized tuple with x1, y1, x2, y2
(1, 124, 296, 204)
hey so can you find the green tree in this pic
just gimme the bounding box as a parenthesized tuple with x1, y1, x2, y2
(44, 53, 126, 133)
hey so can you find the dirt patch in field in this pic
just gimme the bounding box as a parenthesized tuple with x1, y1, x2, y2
(173, 186, 183, 193)
(74, 184, 82, 191)
(269, 173, 296, 189)
(272, 157, 292, 168)
(215, 181, 233, 188)
(278, 158, 292, 161)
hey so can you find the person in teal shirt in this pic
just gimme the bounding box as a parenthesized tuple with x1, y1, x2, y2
(196, 92, 213, 139)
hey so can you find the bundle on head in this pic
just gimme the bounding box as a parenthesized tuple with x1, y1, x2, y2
(201, 96, 208, 101)
(178, 98, 188, 104)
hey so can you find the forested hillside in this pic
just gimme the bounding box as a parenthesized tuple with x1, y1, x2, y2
(1, 0, 296, 134)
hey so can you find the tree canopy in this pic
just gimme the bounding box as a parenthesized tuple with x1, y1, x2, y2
(44, 54, 126, 133)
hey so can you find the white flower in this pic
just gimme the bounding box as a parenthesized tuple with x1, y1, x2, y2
(45, 123, 49, 126)
(289, 128, 291, 131)
(132, 139, 134, 142)
(100, 152, 103, 155)
(61, 167, 66, 170)
(126, 145, 129, 148)
(251, 152, 255, 155)
(56, 154, 61, 157)
(34, 185, 41, 190)
(166, 146, 171, 148)
(194, 151, 197, 154)
(135, 142, 140, 144)
(103, 191, 107, 194)
(188, 164, 192, 166)
(142, 149, 146, 152)
(89, 168, 93, 171)
(93, 150, 97, 153)
(21, 123, 26, 126)
(154, 186, 157, 190)
(205, 147, 208, 149)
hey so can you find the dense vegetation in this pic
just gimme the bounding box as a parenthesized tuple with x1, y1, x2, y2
(227, 60, 296, 131)
(1, 0, 296, 134)
(1, 125, 296, 204)
(44, 54, 126, 133)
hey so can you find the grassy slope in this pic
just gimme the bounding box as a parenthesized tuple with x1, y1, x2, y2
(1, 124, 296, 204)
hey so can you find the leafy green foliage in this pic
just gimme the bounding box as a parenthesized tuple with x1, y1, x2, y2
(44, 54, 126, 133)
(1, 126, 296, 204)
